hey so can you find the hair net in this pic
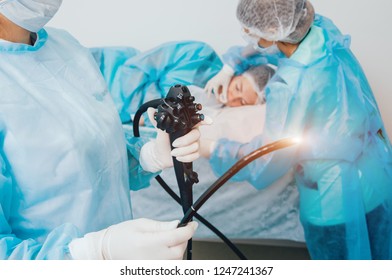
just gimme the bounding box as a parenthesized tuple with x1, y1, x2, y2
(237, 0, 315, 44)
(0, 0, 63, 32)
(243, 64, 275, 102)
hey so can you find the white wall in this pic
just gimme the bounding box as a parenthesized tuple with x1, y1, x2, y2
(49, 0, 392, 135)
(49, 0, 240, 54)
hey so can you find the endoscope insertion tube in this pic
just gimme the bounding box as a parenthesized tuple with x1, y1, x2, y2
(179, 137, 302, 226)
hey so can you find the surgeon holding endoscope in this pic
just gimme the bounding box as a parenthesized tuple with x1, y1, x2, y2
(201, 0, 392, 260)
(0, 0, 202, 260)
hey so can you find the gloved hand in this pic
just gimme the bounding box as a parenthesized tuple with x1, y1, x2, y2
(140, 108, 212, 173)
(69, 218, 198, 260)
(199, 138, 217, 159)
(204, 64, 235, 104)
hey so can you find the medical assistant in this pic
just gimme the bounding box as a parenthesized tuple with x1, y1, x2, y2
(210, 16, 392, 259)
(0, 28, 154, 259)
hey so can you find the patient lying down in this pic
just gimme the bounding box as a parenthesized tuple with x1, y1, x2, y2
(193, 64, 275, 144)
(215, 64, 275, 108)
(138, 64, 275, 131)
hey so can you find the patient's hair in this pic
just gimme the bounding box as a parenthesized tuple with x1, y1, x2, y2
(243, 64, 275, 96)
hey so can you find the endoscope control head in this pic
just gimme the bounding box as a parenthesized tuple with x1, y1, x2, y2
(154, 85, 204, 134)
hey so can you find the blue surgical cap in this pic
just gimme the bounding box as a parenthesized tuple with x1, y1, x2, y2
(0, 0, 63, 32)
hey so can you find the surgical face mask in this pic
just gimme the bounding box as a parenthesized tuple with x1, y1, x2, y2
(241, 28, 281, 55)
(241, 29, 260, 47)
(254, 43, 281, 55)
(0, 0, 63, 32)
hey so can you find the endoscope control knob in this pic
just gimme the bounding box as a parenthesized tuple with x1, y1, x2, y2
(189, 171, 199, 184)
(155, 111, 172, 132)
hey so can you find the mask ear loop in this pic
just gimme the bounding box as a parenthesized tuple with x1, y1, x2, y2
(303, 7, 308, 18)
(302, 0, 308, 18)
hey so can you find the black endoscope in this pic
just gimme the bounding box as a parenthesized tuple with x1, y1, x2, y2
(133, 85, 209, 260)
(151, 85, 203, 260)
(154, 85, 203, 212)
(133, 84, 300, 260)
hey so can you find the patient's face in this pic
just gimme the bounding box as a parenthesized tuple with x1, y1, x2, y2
(226, 76, 258, 107)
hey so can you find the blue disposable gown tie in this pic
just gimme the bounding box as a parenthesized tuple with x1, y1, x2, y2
(90, 41, 223, 123)
(210, 17, 392, 259)
(0, 28, 154, 259)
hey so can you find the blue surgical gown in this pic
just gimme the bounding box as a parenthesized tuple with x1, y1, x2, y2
(90, 41, 223, 123)
(210, 17, 392, 259)
(0, 28, 154, 259)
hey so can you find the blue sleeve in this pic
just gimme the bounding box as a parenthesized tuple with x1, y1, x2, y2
(122, 126, 160, 191)
(91, 41, 222, 123)
(90, 46, 141, 94)
(0, 153, 80, 259)
(209, 79, 304, 190)
(222, 44, 281, 74)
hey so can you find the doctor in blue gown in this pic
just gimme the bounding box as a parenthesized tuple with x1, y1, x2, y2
(203, 0, 392, 259)
(0, 0, 200, 260)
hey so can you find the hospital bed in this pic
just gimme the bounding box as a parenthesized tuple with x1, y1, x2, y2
(128, 86, 306, 258)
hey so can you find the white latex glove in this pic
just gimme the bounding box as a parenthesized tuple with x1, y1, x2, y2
(204, 64, 235, 104)
(140, 108, 212, 173)
(69, 218, 198, 260)
(199, 138, 217, 159)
